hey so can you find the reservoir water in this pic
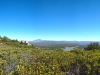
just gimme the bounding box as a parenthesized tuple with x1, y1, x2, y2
(64, 47, 73, 50)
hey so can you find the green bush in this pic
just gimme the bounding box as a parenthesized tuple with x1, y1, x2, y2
(84, 42, 100, 50)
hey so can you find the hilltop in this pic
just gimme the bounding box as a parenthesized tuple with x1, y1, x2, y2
(0, 36, 33, 48)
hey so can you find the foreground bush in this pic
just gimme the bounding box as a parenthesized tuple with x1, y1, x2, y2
(0, 48, 100, 75)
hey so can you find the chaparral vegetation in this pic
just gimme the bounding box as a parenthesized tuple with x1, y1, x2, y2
(0, 36, 100, 75)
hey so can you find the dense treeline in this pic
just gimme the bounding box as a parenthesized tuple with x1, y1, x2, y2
(84, 42, 100, 50)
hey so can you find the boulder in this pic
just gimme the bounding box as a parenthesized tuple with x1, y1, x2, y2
(21, 40, 25, 44)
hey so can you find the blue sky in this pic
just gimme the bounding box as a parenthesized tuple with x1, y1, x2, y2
(0, 0, 100, 41)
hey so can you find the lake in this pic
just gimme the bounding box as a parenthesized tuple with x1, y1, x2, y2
(64, 47, 73, 50)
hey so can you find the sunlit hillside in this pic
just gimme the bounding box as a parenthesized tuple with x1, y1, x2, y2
(0, 36, 100, 75)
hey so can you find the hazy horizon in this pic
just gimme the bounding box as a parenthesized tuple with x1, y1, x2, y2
(0, 0, 100, 41)
(32, 39, 99, 42)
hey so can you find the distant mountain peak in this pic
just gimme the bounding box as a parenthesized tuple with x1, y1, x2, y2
(33, 39, 43, 42)
(36, 39, 42, 41)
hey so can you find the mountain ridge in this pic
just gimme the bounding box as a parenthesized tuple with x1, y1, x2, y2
(29, 39, 99, 49)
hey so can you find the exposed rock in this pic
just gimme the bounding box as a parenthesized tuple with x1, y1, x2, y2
(21, 40, 25, 44)
(20, 40, 31, 45)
